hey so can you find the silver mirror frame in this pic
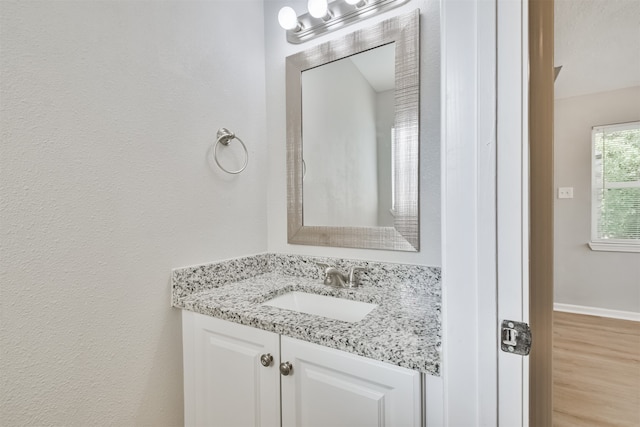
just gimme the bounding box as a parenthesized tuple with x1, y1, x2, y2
(286, 9, 420, 252)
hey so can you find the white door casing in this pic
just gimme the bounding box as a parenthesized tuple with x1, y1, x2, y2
(441, 0, 529, 425)
(497, 0, 530, 425)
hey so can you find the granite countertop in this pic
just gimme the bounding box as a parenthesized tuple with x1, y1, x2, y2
(172, 254, 441, 376)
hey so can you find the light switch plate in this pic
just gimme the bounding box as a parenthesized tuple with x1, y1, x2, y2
(558, 187, 574, 199)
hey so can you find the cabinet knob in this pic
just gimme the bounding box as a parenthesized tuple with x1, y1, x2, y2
(260, 353, 273, 367)
(279, 361, 293, 376)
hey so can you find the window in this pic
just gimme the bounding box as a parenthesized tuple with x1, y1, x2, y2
(590, 121, 640, 252)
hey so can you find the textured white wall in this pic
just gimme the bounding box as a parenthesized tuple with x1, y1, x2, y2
(0, 1, 267, 425)
(264, 0, 441, 265)
(554, 86, 640, 312)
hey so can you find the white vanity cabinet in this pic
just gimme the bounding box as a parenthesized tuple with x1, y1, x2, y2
(182, 311, 281, 427)
(280, 334, 422, 427)
(182, 311, 422, 427)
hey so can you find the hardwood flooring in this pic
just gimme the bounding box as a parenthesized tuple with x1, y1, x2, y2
(553, 311, 640, 427)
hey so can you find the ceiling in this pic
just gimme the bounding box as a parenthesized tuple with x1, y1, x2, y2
(554, 0, 640, 99)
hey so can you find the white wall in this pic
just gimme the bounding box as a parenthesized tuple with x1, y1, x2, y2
(0, 1, 267, 425)
(554, 86, 640, 313)
(265, 0, 441, 265)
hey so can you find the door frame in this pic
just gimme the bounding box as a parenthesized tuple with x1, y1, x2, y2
(441, 0, 532, 425)
(497, 0, 531, 425)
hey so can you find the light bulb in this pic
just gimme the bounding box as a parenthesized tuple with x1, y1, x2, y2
(278, 6, 299, 30)
(345, 0, 360, 4)
(345, 0, 366, 6)
(308, 0, 329, 19)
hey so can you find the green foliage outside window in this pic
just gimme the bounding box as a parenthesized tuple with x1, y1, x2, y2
(594, 126, 640, 240)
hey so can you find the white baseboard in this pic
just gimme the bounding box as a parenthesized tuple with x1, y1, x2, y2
(554, 303, 640, 322)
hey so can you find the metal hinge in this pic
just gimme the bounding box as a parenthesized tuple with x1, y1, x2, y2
(501, 320, 532, 356)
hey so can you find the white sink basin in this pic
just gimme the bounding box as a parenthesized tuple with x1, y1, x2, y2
(262, 291, 377, 323)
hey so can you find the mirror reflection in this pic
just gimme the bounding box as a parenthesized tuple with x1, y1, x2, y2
(302, 44, 396, 227)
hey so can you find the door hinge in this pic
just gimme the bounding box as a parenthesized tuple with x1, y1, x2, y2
(500, 320, 532, 356)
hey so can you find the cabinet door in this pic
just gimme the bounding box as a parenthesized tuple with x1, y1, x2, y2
(182, 311, 280, 427)
(280, 336, 421, 427)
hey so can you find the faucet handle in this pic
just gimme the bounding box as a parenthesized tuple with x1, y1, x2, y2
(315, 262, 331, 273)
(347, 266, 367, 287)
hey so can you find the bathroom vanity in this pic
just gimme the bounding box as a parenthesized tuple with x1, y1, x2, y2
(172, 254, 441, 427)
(171, 9, 439, 427)
(183, 311, 421, 426)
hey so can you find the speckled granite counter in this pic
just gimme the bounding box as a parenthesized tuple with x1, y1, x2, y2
(172, 254, 441, 376)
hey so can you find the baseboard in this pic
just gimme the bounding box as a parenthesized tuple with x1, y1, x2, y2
(554, 303, 640, 322)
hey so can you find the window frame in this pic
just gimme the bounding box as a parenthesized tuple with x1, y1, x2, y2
(589, 120, 640, 253)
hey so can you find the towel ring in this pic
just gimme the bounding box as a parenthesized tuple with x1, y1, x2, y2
(214, 128, 248, 174)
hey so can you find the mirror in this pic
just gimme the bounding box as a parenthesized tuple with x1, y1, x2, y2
(286, 10, 419, 251)
(302, 44, 396, 228)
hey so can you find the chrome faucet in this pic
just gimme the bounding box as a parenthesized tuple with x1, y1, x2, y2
(316, 263, 367, 288)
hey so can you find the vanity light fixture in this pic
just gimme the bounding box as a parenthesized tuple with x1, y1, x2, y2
(307, 0, 332, 21)
(278, 6, 301, 31)
(278, 0, 410, 44)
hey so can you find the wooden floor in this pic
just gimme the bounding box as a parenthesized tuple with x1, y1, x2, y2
(553, 311, 640, 426)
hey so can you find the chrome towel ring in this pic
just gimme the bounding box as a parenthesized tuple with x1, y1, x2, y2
(214, 128, 248, 174)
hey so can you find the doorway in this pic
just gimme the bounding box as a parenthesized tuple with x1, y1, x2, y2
(552, 0, 640, 425)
